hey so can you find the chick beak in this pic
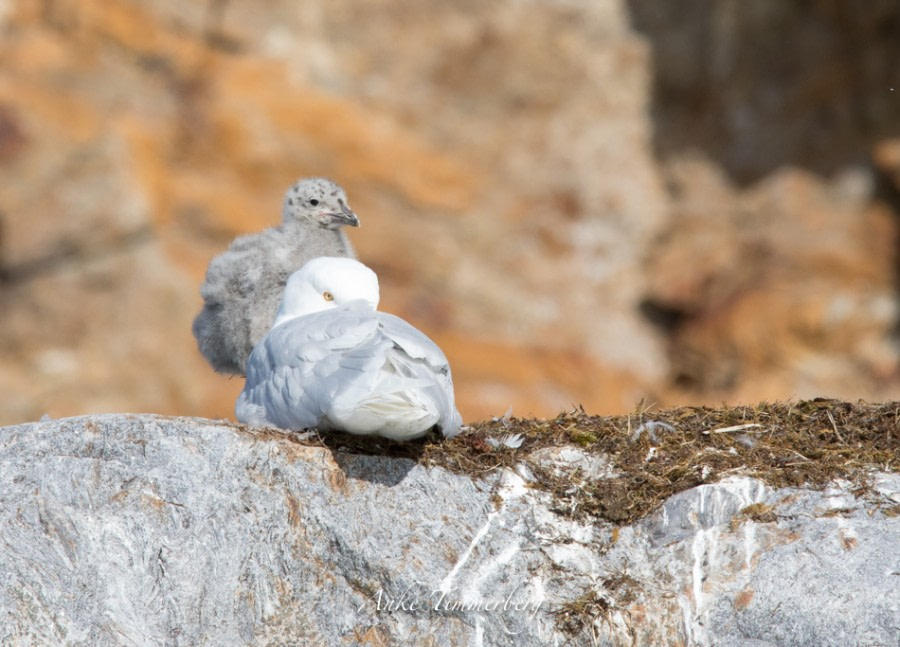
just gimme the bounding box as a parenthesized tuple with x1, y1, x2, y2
(322, 200, 360, 228)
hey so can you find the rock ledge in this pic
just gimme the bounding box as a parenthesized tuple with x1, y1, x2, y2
(1, 414, 897, 646)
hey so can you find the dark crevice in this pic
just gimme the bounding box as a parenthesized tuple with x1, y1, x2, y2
(873, 161, 900, 343)
(638, 298, 690, 334)
(625, 0, 900, 185)
(0, 225, 154, 286)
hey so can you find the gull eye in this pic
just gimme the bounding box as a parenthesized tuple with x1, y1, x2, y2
(309, 198, 320, 206)
(323, 290, 334, 301)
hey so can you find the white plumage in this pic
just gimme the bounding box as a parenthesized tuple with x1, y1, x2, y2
(236, 257, 462, 440)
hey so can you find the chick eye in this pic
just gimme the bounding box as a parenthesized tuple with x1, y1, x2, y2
(323, 290, 334, 301)
(309, 198, 320, 206)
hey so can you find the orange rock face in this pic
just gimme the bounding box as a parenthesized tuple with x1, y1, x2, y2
(2, 0, 899, 425)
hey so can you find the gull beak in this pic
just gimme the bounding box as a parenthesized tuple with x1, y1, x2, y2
(321, 199, 360, 229)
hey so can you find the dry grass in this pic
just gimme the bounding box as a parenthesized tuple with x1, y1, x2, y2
(263, 398, 899, 525)
(551, 572, 639, 640)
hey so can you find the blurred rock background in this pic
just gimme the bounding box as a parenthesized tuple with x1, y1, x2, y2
(1, 0, 898, 425)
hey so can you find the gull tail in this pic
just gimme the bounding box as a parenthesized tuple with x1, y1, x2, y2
(329, 386, 440, 441)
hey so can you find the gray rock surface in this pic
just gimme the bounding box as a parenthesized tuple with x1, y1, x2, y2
(1, 415, 898, 646)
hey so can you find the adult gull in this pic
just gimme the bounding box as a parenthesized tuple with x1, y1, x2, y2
(193, 178, 359, 375)
(236, 257, 463, 440)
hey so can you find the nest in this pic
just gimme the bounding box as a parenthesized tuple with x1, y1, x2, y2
(247, 398, 900, 525)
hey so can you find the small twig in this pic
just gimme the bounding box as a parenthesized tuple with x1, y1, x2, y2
(826, 411, 845, 444)
(704, 423, 764, 435)
(787, 449, 812, 462)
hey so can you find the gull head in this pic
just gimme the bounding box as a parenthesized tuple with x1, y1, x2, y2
(273, 257, 380, 327)
(282, 178, 360, 230)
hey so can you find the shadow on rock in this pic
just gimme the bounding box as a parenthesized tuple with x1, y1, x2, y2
(317, 430, 434, 486)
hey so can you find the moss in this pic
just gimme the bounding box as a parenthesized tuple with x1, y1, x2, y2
(570, 430, 598, 446)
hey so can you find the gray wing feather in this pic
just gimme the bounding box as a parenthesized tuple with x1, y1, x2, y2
(236, 305, 462, 438)
(237, 307, 377, 430)
(374, 313, 462, 437)
(376, 313, 451, 366)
